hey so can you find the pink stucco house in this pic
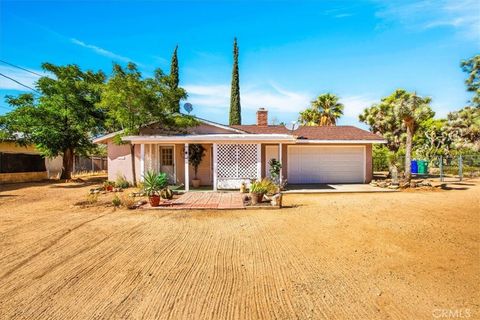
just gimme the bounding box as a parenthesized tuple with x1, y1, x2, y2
(94, 108, 385, 190)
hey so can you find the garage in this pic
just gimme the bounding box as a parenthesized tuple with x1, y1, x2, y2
(287, 145, 365, 184)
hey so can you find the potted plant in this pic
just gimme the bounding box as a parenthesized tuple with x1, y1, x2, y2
(143, 171, 168, 207)
(249, 178, 275, 205)
(188, 144, 206, 188)
(269, 158, 283, 192)
(103, 180, 115, 192)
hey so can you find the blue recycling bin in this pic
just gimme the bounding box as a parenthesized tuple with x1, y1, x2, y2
(411, 160, 418, 174)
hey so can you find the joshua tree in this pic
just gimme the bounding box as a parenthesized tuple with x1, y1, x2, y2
(395, 92, 432, 181)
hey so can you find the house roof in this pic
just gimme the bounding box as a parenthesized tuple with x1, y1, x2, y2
(93, 116, 385, 144)
(231, 124, 383, 141)
(123, 134, 296, 144)
(230, 125, 290, 134)
(293, 125, 383, 141)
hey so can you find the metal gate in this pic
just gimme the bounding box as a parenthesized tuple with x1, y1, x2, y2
(216, 144, 260, 189)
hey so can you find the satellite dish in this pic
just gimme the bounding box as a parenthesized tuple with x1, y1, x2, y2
(285, 121, 297, 131)
(183, 103, 193, 114)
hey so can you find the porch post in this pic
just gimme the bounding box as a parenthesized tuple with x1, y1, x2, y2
(140, 143, 145, 182)
(213, 143, 218, 191)
(184, 143, 189, 191)
(256, 144, 262, 179)
(279, 143, 283, 183)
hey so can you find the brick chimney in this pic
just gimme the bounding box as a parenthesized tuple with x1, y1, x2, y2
(256, 108, 268, 127)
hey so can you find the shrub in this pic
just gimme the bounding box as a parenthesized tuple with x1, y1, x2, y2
(115, 175, 130, 189)
(250, 178, 276, 195)
(86, 193, 98, 204)
(103, 180, 115, 188)
(112, 194, 121, 207)
(120, 194, 136, 209)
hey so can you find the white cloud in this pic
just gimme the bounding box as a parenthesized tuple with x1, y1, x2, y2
(340, 95, 377, 118)
(374, 0, 480, 39)
(71, 38, 135, 63)
(0, 65, 44, 91)
(183, 83, 311, 114)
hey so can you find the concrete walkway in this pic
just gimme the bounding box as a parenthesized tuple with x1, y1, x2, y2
(284, 184, 397, 194)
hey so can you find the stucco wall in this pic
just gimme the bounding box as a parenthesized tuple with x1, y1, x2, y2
(45, 156, 63, 179)
(175, 144, 212, 186)
(0, 172, 48, 184)
(107, 141, 133, 182)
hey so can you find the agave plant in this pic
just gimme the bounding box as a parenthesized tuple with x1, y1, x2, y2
(142, 171, 168, 197)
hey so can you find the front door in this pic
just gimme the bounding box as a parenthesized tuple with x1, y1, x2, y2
(160, 146, 175, 184)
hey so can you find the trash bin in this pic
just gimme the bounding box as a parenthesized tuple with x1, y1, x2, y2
(417, 160, 428, 175)
(411, 160, 418, 174)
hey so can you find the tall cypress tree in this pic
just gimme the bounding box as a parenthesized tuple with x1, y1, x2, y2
(170, 45, 180, 112)
(229, 38, 241, 125)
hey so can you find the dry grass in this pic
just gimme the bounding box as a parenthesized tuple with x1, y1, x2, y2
(0, 176, 478, 319)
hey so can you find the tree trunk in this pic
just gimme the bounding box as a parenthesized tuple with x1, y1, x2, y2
(130, 144, 137, 186)
(389, 163, 399, 184)
(61, 147, 74, 180)
(404, 121, 413, 181)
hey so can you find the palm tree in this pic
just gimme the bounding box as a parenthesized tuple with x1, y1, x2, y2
(395, 92, 433, 181)
(299, 93, 344, 126)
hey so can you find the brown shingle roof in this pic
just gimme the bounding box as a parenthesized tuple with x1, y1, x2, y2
(294, 125, 383, 141)
(230, 125, 383, 141)
(230, 125, 290, 134)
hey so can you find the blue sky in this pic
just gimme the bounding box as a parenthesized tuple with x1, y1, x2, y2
(1, 0, 479, 128)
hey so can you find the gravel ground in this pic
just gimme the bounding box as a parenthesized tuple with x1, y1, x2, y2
(0, 177, 478, 319)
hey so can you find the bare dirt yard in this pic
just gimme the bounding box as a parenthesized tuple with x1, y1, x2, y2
(0, 177, 479, 319)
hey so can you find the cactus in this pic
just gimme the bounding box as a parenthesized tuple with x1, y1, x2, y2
(160, 187, 173, 200)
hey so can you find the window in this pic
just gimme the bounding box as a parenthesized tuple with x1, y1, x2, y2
(161, 147, 173, 166)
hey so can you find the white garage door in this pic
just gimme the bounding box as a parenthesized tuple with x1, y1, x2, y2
(288, 146, 365, 184)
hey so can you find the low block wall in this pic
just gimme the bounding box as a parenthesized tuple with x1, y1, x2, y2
(0, 172, 48, 184)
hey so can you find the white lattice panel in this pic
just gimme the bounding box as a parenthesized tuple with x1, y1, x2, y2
(217, 144, 259, 189)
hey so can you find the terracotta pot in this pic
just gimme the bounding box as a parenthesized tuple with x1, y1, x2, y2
(149, 195, 161, 207)
(192, 179, 201, 188)
(250, 192, 264, 205)
(106, 185, 114, 192)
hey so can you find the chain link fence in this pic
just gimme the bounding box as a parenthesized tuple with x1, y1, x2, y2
(373, 154, 480, 181)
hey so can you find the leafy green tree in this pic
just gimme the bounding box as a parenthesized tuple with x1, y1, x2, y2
(299, 93, 344, 126)
(229, 37, 241, 125)
(461, 55, 480, 108)
(169, 45, 180, 112)
(0, 63, 105, 179)
(395, 91, 433, 180)
(99, 62, 193, 185)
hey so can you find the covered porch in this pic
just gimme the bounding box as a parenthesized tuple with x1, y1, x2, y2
(127, 134, 294, 191)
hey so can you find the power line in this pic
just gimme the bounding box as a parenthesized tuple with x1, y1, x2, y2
(0, 59, 43, 77)
(0, 72, 40, 93)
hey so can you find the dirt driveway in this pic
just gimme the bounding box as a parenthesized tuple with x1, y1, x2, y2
(0, 178, 478, 319)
